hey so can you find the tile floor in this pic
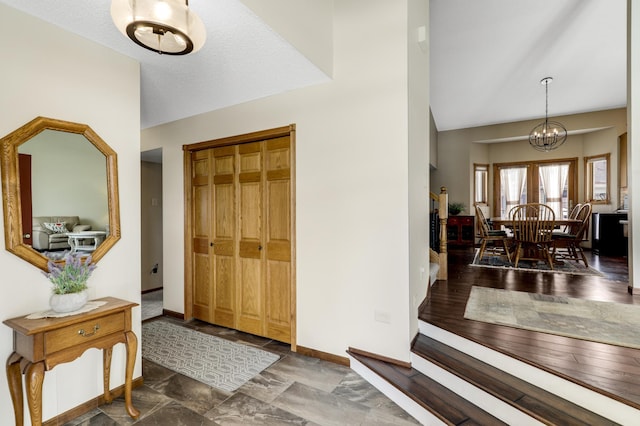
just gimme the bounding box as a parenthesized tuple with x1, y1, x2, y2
(140, 290, 163, 321)
(64, 316, 419, 425)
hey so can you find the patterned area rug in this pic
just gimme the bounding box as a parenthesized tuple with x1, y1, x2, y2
(464, 286, 640, 349)
(142, 321, 280, 392)
(470, 250, 603, 276)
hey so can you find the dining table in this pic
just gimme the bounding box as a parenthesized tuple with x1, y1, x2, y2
(489, 217, 581, 231)
(489, 216, 583, 267)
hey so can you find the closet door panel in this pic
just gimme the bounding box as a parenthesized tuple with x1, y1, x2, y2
(239, 182, 262, 241)
(237, 257, 262, 334)
(266, 180, 291, 261)
(212, 147, 236, 328)
(192, 254, 210, 319)
(191, 151, 212, 321)
(237, 142, 264, 335)
(266, 261, 291, 341)
(213, 256, 234, 327)
(265, 137, 291, 177)
(188, 129, 294, 345)
(264, 137, 292, 341)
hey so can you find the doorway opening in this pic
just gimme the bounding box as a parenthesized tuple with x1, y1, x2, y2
(141, 148, 164, 320)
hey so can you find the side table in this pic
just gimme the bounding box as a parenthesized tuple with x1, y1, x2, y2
(4, 297, 139, 426)
(66, 231, 107, 254)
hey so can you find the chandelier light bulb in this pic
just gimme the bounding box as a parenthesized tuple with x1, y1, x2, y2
(153, 1, 172, 19)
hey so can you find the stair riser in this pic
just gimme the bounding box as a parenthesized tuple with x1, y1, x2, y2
(349, 356, 446, 425)
(419, 320, 640, 424)
(411, 354, 543, 425)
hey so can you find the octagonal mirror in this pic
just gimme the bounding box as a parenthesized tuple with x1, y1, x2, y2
(1, 117, 120, 271)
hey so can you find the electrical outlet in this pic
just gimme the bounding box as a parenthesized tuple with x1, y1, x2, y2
(374, 310, 391, 324)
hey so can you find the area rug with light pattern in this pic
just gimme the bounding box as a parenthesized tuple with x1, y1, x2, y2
(464, 286, 640, 349)
(142, 321, 280, 392)
(470, 250, 603, 276)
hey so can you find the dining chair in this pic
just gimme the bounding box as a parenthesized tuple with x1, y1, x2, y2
(511, 203, 556, 269)
(553, 203, 582, 235)
(552, 203, 592, 267)
(475, 205, 512, 262)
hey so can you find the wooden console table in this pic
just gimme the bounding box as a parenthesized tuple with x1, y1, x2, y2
(4, 297, 139, 426)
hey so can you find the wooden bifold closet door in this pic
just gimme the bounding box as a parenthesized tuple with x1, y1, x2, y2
(185, 126, 295, 344)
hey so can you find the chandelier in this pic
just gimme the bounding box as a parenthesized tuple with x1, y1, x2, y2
(111, 0, 206, 55)
(529, 77, 567, 152)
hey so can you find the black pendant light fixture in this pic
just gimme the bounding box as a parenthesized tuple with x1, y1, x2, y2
(529, 77, 567, 152)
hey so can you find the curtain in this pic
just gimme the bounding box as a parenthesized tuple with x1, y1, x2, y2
(500, 167, 526, 218)
(539, 164, 569, 219)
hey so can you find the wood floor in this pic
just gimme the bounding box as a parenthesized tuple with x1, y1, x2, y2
(420, 247, 640, 410)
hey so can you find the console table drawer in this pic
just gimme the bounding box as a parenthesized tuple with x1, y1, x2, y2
(45, 312, 125, 354)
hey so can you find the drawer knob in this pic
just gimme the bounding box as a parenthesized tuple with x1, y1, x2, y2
(78, 324, 100, 337)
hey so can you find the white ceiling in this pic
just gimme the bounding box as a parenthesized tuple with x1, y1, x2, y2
(430, 0, 627, 131)
(0, 0, 329, 129)
(1, 0, 627, 133)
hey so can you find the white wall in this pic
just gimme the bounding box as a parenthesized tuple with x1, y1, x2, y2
(141, 161, 164, 291)
(628, 0, 639, 292)
(408, 0, 430, 342)
(142, 0, 419, 361)
(0, 5, 141, 423)
(240, 0, 334, 77)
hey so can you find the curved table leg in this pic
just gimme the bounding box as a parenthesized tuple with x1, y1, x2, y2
(124, 331, 140, 419)
(6, 352, 24, 426)
(103, 347, 113, 403)
(25, 361, 45, 426)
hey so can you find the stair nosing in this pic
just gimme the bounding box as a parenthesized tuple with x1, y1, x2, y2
(348, 349, 508, 426)
(413, 333, 619, 426)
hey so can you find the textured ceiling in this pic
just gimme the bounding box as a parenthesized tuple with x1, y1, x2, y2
(430, 0, 627, 131)
(1, 1, 627, 133)
(0, 0, 329, 129)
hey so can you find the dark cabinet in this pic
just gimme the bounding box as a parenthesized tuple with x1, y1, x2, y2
(592, 212, 628, 256)
(447, 215, 475, 246)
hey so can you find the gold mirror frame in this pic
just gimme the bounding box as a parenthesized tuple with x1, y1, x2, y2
(1, 117, 120, 271)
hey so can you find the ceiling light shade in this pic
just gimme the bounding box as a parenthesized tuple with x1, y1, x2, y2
(111, 0, 206, 55)
(529, 77, 567, 152)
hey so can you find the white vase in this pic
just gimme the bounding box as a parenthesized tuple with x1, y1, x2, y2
(50, 290, 88, 313)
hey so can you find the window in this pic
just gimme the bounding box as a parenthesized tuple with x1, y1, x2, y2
(497, 165, 527, 217)
(474, 164, 488, 204)
(494, 158, 577, 219)
(539, 163, 570, 219)
(585, 154, 610, 204)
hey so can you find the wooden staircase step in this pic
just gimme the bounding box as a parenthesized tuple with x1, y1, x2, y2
(413, 334, 618, 425)
(347, 349, 508, 425)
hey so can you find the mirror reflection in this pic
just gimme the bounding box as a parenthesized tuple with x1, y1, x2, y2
(19, 130, 109, 260)
(1, 117, 120, 271)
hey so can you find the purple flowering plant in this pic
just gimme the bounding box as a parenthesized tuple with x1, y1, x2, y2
(43, 253, 96, 295)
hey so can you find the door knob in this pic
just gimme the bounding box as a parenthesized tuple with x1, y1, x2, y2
(258, 245, 263, 250)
